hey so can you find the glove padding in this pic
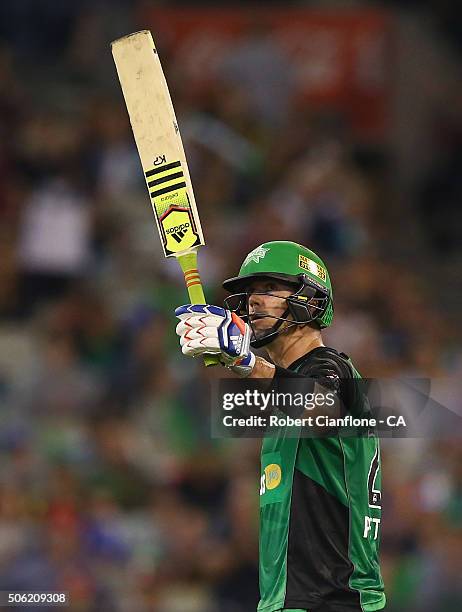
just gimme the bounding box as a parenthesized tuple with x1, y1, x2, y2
(175, 304, 255, 377)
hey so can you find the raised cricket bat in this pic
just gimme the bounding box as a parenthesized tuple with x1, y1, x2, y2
(111, 30, 217, 365)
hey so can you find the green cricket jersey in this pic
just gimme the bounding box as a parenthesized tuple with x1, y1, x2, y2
(258, 347, 385, 612)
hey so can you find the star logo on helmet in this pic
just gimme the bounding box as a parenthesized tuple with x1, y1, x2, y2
(243, 246, 270, 266)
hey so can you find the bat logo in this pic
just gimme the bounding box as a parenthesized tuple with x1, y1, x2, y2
(166, 222, 191, 243)
(171, 230, 185, 243)
(159, 207, 200, 255)
(153, 155, 166, 166)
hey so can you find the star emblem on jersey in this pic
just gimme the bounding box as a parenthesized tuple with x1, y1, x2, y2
(243, 246, 270, 266)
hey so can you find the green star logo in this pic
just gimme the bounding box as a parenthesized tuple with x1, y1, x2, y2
(243, 246, 270, 266)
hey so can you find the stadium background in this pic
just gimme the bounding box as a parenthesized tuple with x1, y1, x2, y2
(0, 1, 461, 610)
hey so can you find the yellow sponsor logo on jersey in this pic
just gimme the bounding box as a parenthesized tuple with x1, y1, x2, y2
(299, 254, 327, 281)
(264, 463, 282, 490)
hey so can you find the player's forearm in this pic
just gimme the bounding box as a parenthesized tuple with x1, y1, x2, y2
(246, 357, 310, 380)
(247, 356, 276, 379)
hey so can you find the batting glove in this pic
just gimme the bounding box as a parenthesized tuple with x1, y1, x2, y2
(175, 305, 255, 377)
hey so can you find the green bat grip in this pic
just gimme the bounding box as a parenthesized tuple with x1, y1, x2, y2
(177, 251, 219, 367)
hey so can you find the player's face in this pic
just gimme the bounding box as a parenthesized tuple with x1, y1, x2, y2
(247, 280, 293, 332)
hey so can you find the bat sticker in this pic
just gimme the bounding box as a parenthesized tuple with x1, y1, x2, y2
(145, 160, 190, 217)
(159, 206, 201, 255)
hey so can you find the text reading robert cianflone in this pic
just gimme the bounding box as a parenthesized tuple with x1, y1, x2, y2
(209, 378, 437, 439)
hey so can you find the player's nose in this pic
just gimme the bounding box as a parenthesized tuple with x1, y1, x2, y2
(248, 292, 262, 310)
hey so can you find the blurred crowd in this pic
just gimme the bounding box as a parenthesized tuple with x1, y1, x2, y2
(0, 2, 461, 611)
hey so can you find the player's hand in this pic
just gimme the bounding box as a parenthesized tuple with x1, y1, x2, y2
(175, 305, 255, 377)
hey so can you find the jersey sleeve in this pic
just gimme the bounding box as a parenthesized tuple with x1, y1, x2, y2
(273, 349, 363, 417)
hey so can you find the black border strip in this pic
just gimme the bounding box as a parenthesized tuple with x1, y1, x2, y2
(150, 181, 187, 198)
(145, 160, 181, 177)
(148, 171, 184, 188)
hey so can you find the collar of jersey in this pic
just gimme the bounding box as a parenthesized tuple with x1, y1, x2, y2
(286, 346, 333, 372)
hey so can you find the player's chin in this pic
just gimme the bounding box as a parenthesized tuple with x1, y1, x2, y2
(250, 320, 274, 337)
(250, 318, 271, 330)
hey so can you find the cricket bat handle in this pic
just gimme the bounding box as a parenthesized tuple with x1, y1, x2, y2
(177, 251, 219, 367)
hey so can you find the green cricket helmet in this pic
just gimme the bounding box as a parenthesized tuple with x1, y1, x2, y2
(223, 241, 333, 348)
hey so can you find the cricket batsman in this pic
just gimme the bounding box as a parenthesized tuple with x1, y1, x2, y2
(175, 241, 386, 612)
